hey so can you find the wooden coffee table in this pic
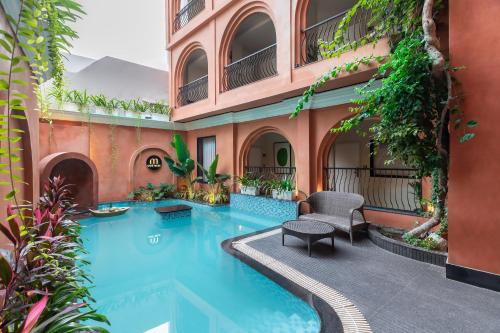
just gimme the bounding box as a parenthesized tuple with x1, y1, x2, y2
(282, 220, 335, 257)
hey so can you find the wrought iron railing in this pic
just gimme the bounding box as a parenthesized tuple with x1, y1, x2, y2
(173, 0, 205, 33)
(222, 44, 277, 91)
(299, 9, 370, 66)
(324, 167, 422, 214)
(244, 166, 296, 182)
(177, 75, 208, 106)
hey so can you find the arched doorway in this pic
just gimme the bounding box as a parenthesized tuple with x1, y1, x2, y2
(177, 48, 208, 106)
(39, 152, 99, 210)
(222, 12, 277, 91)
(321, 120, 422, 214)
(244, 131, 296, 182)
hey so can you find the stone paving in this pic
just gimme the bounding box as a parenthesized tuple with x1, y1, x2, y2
(245, 231, 500, 333)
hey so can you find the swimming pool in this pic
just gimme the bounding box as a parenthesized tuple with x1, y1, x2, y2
(81, 200, 320, 333)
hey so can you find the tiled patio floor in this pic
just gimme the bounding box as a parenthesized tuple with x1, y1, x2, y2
(245, 230, 500, 333)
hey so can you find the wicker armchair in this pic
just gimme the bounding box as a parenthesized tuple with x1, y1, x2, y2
(298, 191, 368, 245)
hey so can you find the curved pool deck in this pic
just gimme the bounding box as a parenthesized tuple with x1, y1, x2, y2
(81, 200, 323, 333)
(233, 227, 500, 333)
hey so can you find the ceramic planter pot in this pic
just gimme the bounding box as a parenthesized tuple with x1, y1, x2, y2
(241, 186, 259, 196)
(272, 190, 293, 201)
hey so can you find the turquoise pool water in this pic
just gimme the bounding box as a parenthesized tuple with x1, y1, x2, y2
(81, 200, 320, 333)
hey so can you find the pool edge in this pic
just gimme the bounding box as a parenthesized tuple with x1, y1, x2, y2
(222, 227, 372, 333)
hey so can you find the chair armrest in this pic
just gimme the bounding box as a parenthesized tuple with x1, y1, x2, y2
(297, 200, 312, 216)
(349, 207, 367, 226)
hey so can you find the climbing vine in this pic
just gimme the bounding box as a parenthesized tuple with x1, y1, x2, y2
(292, 0, 475, 241)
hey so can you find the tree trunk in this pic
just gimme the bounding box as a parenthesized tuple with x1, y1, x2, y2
(422, 0, 445, 75)
(404, 168, 447, 238)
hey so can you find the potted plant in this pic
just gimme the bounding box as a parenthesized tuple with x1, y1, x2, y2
(235, 173, 261, 196)
(271, 178, 295, 201)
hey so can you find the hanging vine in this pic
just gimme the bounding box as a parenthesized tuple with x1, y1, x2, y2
(292, 0, 475, 241)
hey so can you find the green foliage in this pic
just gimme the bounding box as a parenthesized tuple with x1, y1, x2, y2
(196, 155, 231, 204)
(0, 1, 108, 330)
(128, 182, 176, 201)
(338, 37, 443, 178)
(164, 134, 196, 199)
(262, 177, 295, 196)
(234, 173, 262, 188)
(293, 0, 476, 227)
(403, 233, 439, 251)
(64, 89, 171, 117)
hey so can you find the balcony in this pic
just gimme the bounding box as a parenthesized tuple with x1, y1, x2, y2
(299, 0, 369, 66)
(221, 12, 277, 92)
(324, 167, 422, 214)
(177, 75, 208, 106)
(173, 0, 205, 33)
(222, 44, 277, 92)
(177, 48, 208, 106)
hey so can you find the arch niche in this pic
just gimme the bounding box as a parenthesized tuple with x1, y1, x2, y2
(239, 126, 296, 181)
(39, 152, 99, 209)
(128, 145, 172, 192)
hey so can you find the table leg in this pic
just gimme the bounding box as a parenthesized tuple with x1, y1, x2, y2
(282, 233, 285, 246)
(308, 240, 311, 257)
(331, 236, 335, 252)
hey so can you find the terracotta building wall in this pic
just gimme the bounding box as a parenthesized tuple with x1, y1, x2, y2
(39, 121, 180, 202)
(448, 0, 500, 275)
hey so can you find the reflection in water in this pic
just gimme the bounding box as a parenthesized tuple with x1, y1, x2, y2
(81, 200, 320, 333)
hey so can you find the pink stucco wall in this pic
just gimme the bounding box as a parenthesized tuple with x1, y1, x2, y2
(39, 121, 179, 202)
(447, 0, 500, 275)
(167, 0, 389, 122)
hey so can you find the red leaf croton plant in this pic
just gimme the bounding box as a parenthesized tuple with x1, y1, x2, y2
(0, 176, 109, 332)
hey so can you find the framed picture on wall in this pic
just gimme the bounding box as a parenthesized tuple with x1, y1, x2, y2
(273, 142, 291, 168)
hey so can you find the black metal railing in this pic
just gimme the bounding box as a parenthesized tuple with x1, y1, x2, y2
(324, 167, 422, 214)
(222, 44, 277, 91)
(173, 0, 205, 33)
(244, 166, 296, 182)
(177, 75, 208, 106)
(300, 9, 370, 66)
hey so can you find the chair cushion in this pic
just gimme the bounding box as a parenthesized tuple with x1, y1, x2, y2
(299, 213, 365, 232)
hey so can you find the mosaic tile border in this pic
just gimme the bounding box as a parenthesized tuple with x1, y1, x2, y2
(230, 193, 298, 221)
(225, 228, 372, 333)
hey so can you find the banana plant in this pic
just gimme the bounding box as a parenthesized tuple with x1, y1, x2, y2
(164, 134, 196, 199)
(196, 155, 230, 204)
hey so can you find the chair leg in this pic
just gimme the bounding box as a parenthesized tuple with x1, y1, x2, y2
(282, 233, 285, 246)
(308, 241, 311, 257)
(350, 230, 353, 245)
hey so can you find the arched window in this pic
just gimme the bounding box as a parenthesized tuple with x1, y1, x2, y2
(177, 48, 208, 106)
(222, 13, 277, 91)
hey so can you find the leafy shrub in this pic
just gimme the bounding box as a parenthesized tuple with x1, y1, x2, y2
(0, 176, 109, 332)
(262, 176, 295, 196)
(128, 183, 175, 201)
(234, 173, 261, 188)
(403, 233, 439, 251)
